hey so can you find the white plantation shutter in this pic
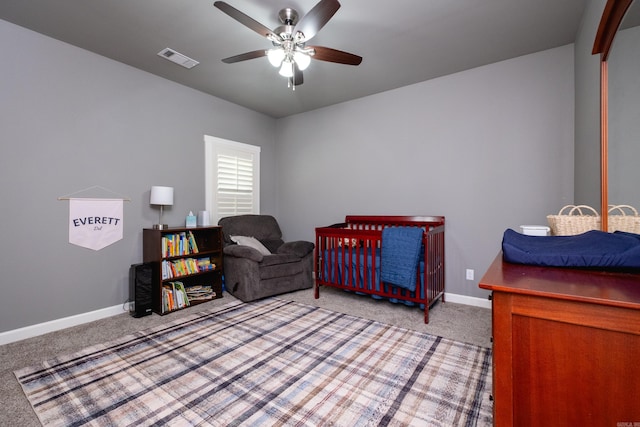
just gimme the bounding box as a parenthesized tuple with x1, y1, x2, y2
(216, 153, 255, 217)
(205, 136, 260, 223)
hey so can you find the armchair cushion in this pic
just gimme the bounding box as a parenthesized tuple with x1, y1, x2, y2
(224, 244, 264, 262)
(260, 253, 301, 267)
(262, 239, 285, 253)
(277, 240, 315, 258)
(259, 254, 304, 280)
(219, 215, 283, 244)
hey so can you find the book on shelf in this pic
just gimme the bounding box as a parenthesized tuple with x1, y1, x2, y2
(188, 231, 199, 253)
(162, 281, 191, 312)
(161, 231, 200, 258)
(184, 285, 216, 301)
(161, 284, 174, 312)
(161, 258, 216, 280)
(196, 257, 215, 271)
(174, 281, 190, 308)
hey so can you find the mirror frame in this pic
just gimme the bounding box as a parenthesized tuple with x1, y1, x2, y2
(593, 0, 634, 231)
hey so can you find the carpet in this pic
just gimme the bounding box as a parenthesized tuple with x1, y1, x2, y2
(15, 298, 493, 426)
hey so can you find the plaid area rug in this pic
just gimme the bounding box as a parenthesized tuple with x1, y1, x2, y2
(15, 298, 492, 426)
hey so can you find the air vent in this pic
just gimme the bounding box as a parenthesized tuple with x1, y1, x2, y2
(157, 48, 199, 69)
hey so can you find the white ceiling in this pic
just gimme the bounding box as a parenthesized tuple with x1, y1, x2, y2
(0, 0, 589, 118)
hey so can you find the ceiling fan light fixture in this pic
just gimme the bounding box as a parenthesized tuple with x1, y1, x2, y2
(215, 1, 362, 88)
(293, 51, 311, 71)
(267, 48, 285, 67)
(279, 59, 294, 77)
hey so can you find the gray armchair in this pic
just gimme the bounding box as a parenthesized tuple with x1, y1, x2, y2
(218, 214, 314, 302)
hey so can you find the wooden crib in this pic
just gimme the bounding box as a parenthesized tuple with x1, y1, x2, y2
(314, 215, 445, 323)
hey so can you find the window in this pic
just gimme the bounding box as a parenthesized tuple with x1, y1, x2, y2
(204, 135, 260, 223)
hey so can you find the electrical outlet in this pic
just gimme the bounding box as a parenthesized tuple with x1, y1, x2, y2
(466, 269, 474, 281)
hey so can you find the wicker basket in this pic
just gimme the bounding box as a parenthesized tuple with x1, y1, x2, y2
(608, 205, 640, 233)
(546, 205, 601, 236)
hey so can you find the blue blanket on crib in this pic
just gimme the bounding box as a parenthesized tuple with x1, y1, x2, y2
(380, 226, 424, 292)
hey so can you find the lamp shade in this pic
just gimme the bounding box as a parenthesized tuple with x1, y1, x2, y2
(267, 48, 285, 67)
(150, 186, 174, 206)
(294, 51, 311, 71)
(279, 59, 294, 77)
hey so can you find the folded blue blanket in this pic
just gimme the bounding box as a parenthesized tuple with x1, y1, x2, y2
(502, 228, 640, 269)
(381, 226, 424, 291)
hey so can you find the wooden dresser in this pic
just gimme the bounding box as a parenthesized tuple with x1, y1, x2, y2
(479, 254, 640, 426)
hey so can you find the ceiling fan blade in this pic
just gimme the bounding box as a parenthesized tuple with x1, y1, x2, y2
(293, 63, 304, 86)
(294, 0, 340, 42)
(221, 49, 267, 64)
(310, 46, 362, 65)
(214, 1, 281, 42)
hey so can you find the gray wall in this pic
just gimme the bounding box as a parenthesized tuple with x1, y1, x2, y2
(574, 0, 606, 207)
(0, 20, 277, 333)
(274, 45, 575, 299)
(609, 24, 640, 207)
(574, 0, 640, 220)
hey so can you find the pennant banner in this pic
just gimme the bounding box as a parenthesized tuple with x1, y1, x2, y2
(69, 198, 124, 250)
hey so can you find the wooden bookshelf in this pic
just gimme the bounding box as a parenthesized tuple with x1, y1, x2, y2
(143, 226, 223, 315)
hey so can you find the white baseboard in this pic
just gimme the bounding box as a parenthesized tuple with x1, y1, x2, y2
(0, 304, 127, 346)
(445, 292, 492, 309)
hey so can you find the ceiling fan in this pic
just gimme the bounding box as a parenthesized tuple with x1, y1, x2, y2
(213, 0, 362, 89)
